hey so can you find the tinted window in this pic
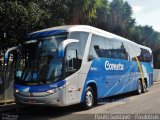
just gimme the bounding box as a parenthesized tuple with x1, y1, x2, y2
(65, 43, 82, 77)
(64, 32, 89, 76)
(69, 32, 89, 58)
(89, 35, 129, 60)
(89, 35, 106, 58)
(105, 38, 128, 60)
(124, 43, 152, 63)
(138, 48, 152, 62)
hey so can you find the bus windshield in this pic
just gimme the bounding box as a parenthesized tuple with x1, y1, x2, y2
(15, 34, 67, 85)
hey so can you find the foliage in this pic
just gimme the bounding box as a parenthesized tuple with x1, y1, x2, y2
(0, 0, 160, 68)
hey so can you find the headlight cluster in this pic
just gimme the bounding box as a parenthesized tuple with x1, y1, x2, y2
(15, 89, 19, 93)
(15, 82, 69, 95)
(46, 84, 66, 94)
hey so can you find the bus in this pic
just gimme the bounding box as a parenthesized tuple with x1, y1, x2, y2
(5, 25, 153, 109)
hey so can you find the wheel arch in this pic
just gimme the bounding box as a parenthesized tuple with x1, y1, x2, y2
(81, 80, 98, 103)
(138, 77, 148, 87)
(144, 77, 148, 87)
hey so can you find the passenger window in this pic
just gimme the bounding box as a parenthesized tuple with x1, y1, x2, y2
(114, 40, 128, 60)
(139, 48, 152, 62)
(88, 35, 106, 60)
(105, 38, 112, 58)
(109, 39, 118, 59)
(89, 35, 130, 60)
(106, 39, 128, 60)
(130, 45, 141, 61)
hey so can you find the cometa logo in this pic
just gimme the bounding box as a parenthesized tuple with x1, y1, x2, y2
(105, 60, 124, 71)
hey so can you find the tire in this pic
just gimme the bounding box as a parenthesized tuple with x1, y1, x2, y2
(142, 82, 147, 93)
(83, 86, 95, 109)
(136, 80, 142, 95)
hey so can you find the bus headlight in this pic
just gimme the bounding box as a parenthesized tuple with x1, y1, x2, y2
(46, 82, 69, 94)
(46, 87, 62, 94)
(15, 89, 19, 93)
(46, 89, 54, 94)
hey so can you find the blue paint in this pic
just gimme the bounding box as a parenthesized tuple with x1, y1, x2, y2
(141, 62, 153, 87)
(81, 58, 153, 102)
(27, 30, 66, 40)
(14, 80, 66, 92)
(58, 49, 65, 57)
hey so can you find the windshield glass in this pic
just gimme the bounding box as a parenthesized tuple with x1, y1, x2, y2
(15, 34, 67, 85)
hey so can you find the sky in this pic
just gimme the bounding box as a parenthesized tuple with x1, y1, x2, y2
(109, 0, 160, 32)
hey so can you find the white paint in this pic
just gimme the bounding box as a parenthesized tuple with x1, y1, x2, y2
(105, 61, 124, 71)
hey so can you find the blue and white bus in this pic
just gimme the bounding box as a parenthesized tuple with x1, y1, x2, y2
(5, 25, 153, 109)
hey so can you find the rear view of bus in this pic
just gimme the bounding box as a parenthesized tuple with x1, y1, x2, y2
(12, 25, 153, 109)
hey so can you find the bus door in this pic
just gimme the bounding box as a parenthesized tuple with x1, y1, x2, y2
(65, 43, 81, 105)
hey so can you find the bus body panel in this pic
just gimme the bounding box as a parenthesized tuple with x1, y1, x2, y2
(64, 72, 81, 105)
(14, 80, 67, 106)
(80, 58, 153, 101)
(141, 62, 153, 87)
(13, 25, 153, 106)
(81, 58, 136, 100)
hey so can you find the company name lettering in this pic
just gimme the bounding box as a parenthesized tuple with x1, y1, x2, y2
(105, 61, 124, 71)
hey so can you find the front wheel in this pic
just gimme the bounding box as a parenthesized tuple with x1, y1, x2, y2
(83, 86, 95, 109)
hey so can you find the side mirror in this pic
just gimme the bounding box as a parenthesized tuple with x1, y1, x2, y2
(4, 46, 19, 65)
(88, 55, 95, 61)
(58, 39, 79, 57)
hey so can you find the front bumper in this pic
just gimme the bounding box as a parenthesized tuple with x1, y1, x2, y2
(14, 90, 66, 106)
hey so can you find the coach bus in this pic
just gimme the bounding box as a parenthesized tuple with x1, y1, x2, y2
(5, 25, 153, 109)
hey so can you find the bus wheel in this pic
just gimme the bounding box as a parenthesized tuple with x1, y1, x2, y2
(142, 82, 147, 93)
(136, 80, 142, 95)
(83, 86, 94, 109)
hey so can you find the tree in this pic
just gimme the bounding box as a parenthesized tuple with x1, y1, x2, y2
(0, 0, 71, 48)
(109, 0, 134, 38)
(0, 1, 50, 48)
(1, 0, 160, 68)
(66, 0, 98, 24)
(91, 0, 110, 30)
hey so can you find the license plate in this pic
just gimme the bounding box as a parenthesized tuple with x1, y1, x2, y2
(28, 100, 37, 104)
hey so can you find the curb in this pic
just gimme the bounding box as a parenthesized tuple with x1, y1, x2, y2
(0, 104, 21, 113)
(0, 101, 15, 105)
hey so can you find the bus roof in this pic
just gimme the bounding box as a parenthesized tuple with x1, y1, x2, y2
(28, 25, 152, 52)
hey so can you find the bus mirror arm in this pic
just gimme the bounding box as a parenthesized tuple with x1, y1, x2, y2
(88, 55, 95, 61)
(4, 46, 19, 65)
(58, 39, 79, 57)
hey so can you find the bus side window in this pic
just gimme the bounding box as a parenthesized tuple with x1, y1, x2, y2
(88, 34, 106, 60)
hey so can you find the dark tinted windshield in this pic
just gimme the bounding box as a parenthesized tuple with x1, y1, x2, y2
(15, 34, 67, 85)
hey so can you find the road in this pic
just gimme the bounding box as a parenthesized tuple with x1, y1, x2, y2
(1, 82, 160, 120)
